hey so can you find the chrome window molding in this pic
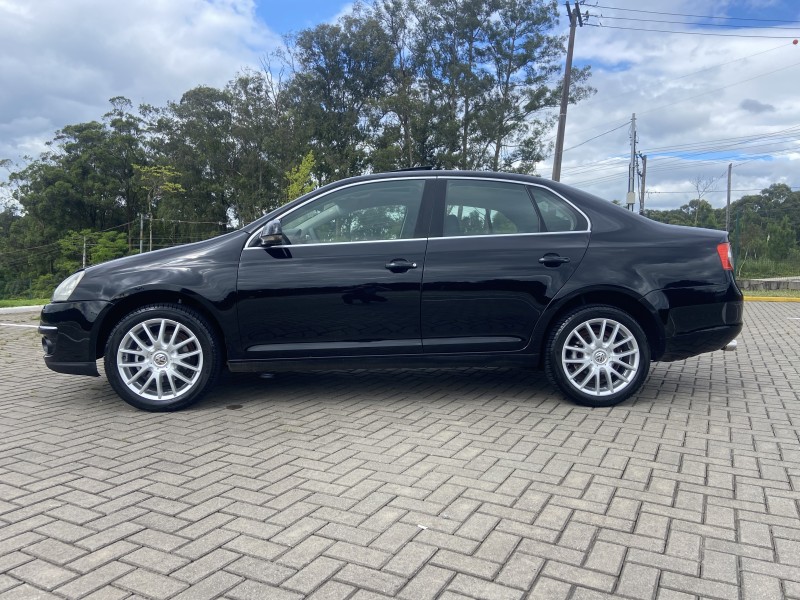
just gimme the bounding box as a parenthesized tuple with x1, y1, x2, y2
(244, 175, 592, 249)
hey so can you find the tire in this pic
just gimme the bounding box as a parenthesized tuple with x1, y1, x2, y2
(104, 303, 221, 411)
(545, 305, 650, 407)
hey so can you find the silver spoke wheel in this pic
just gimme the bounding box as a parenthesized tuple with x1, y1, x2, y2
(116, 318, 204, 402)
(561, 317, 640, 397)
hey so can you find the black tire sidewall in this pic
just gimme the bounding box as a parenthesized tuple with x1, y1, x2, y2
(546, 305, 650, 407)
(104, 304, 220, 411)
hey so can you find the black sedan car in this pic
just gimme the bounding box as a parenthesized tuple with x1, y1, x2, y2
(39, 171, 743, 411)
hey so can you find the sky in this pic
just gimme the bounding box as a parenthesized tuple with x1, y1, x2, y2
(0, 0, 798, 210)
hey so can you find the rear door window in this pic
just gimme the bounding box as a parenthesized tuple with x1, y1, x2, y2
(443, 180, 541, 236)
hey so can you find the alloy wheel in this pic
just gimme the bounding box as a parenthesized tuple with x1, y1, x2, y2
(116, 318, 204, 401)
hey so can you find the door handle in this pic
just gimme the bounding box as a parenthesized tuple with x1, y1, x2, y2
(538, 254, 570, 266)
(385, 259, 418, 272)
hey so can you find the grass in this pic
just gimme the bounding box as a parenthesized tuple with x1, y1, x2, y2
(0, 298, 49, 308)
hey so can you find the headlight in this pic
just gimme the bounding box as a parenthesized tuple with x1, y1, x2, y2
(52, 271, 86, 302)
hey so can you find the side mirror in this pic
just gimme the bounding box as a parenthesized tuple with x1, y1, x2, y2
(259, 219, 285, 247)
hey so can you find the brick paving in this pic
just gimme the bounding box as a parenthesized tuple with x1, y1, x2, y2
(0, 302, 798, 599)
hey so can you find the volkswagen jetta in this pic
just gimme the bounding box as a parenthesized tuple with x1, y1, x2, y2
(39, 171, 743, 411)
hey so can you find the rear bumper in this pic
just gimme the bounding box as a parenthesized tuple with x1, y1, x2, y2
(660, 322, 742, 362)
(39, 300, 110, 377)
(647, 280, 744, 362)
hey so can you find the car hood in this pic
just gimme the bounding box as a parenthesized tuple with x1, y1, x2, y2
(82, 230, 249, 278)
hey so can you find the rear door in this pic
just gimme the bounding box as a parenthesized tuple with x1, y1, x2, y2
(421, 178, 590, 353)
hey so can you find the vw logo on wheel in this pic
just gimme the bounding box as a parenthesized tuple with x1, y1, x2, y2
(153, 352, 169, 368)
(593, 350, 608, 365)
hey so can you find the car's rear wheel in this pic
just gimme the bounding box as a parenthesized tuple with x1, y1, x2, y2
(104, 304, 221, 411)
(545, 305, 650, 407)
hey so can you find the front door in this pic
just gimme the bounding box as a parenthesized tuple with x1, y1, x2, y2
(237, 178, 431, 358)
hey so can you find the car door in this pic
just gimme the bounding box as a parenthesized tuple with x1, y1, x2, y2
(237, 178, 433, 358)
(421, 178, 590, 353)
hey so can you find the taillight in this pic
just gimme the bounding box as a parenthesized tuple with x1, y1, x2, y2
(717, 242, 733, 271)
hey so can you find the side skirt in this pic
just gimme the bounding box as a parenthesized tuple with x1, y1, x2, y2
(228, 352, 538, 373)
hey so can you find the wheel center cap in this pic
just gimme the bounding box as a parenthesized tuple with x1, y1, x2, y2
(153, 352, 169, 367)
(593, 350, 608, 365)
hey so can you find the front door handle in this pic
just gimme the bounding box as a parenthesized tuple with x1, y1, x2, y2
(538, 254, 570, 266)
(385, 259, 418, 273)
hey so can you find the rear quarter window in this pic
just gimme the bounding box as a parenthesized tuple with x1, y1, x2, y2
(529, 186, 588, 232)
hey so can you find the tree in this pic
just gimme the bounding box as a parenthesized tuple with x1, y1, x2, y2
(292, 11, 394, 182)
(133, 165, 186, 252)
(482, 0, 592, 172)
(285, 151, 317, 201)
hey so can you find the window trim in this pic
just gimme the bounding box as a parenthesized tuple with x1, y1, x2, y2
(244, 175, 592, 248)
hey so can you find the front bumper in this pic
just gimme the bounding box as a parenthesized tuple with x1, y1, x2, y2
(39, 300, 111, 377)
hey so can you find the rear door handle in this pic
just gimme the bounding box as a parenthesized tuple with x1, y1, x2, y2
(538, 254, 570, 266)
(385, 259, 418, 273)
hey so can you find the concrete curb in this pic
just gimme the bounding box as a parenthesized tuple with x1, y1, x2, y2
(743, 296, 800, 303)
(0, 305, 43, 314)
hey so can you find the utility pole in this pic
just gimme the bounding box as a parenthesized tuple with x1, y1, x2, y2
(726, 163, 732, 231)
(139, 213, 144, 254)
(626, 113, 637, 211)
(639, 154, 647, 215)
(82, 236, 87, 268)
(551, 1, 584, 182)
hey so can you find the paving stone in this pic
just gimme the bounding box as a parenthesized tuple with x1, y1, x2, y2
(23, 539, 86, 566)
(55, 561, 135, 599)
(0, 583, 62, 599)
(527, 577, 571, 600)
(122, 546, 189, 575)
(172, 548, 239, 584)
(9, 559, 77, 590)
(334, 564, 405, 596)
(383, 541, 437, 578)
(226, 555, 296, 585)
(282, 556, 344, 594)
(543, 560, 617, 593)
(226, 580, 303, 600)
(2, 304, 800, 600)
(446, 573, 523, 600)
(615, 563, 660, 599)
(170, 571, 243, 600)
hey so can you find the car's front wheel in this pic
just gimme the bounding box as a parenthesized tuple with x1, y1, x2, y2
(545, 305, 650, 407)
(104, 304, 221, 411)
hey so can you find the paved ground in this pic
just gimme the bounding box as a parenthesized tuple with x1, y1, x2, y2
(0, 302, 799, 600)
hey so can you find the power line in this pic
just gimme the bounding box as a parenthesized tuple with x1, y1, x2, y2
(648, 188, 798, 194)
(563, 121, 630, 153)
(585, 23, 799, 39)
(591, 4, 800, 24)
(589, 14, 800, 31)
(636, 61, 800, 117)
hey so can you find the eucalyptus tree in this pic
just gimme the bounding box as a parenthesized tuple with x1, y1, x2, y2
(291, 11, 394, 183)
(149, 85, 236, 226)
(480, 0, 592, 171)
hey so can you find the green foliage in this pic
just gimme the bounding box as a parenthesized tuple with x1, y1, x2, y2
(56, 230, 130, 274)
(285, 151, 317, 201)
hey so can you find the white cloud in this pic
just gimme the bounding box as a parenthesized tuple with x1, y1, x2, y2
(545, 0, 800, 209)
(0, 0, 281, 165)
(1, 0, 797, 212)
